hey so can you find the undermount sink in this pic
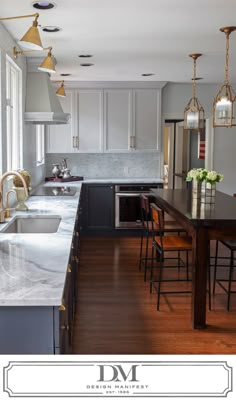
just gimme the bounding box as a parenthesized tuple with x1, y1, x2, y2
(31, 186, 77, 196)
(2, 215, 61, 233)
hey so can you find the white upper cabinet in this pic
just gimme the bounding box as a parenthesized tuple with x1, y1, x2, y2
(133, 89, 160, 151)
(46, 87, 161, 153)
(46, 90, 74, 153)
(74, 90, 103, 153)
(104, 89, 132, 152)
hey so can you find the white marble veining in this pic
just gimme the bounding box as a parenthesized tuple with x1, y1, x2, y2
(0, 183, 82, 307)
(0, 178, 162, 307)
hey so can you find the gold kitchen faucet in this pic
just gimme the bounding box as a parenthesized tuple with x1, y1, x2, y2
(0, 171, 28, 223)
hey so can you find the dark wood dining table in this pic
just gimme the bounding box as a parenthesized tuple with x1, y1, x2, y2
(151, 188, 236, 329)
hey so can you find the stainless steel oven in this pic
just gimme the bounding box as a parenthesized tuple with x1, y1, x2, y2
(115, 184, 161, 228)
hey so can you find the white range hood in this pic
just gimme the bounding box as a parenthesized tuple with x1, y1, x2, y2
(24, 72, 70, 125)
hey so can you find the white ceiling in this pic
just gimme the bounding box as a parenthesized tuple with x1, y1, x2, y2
(1, 0, 236, 83)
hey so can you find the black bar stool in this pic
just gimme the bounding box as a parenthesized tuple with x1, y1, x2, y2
(139, 194, 186, 281)
(149, 203, 192, 310)
(213, 239, 236, 311)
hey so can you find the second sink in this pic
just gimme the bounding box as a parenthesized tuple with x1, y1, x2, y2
(3, 216, 61, 233)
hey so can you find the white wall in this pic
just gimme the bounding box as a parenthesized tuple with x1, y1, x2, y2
(0, 22, 45, 187)
(162, 82, 219, 118)
(162, 83, 236, 195)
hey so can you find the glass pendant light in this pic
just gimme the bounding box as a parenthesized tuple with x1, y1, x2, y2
(184, 53, 205, 130)
(213, 26, 236, 127)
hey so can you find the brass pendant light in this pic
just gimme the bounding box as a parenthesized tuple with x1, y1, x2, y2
(213, 26, 236, 127)
(56, 81, 66, 97)
(184, 53, 205, 130)
(13, 46, 56, 75)
(0, 13, 43, 50)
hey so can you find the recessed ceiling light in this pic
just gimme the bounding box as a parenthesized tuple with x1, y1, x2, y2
(41, 26, 61, 33)
(32, 2, 56, 9)
(142, 73, 155, 77)
(60, 73, 71, 76)
(80, 63, 94, 67)
(78, 54, 93, 58)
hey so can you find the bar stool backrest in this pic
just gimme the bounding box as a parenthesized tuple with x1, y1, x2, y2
(140, 194, 150, 226)
(150, 203, 164, 248)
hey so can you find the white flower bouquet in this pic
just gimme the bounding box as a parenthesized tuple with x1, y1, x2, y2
(186, 168, 224, 184)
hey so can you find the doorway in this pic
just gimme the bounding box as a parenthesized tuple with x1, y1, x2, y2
(164, 120, 205, 189)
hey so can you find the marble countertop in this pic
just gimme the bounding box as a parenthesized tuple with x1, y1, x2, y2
(0, 177, 162, 307)
(0, 183, 82, 307)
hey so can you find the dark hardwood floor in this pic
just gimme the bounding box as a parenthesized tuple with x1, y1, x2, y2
(72, 237, 236, 354)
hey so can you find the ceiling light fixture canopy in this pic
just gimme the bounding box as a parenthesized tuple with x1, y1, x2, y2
(213, 26, 236, 127)
(56, 80, 66, 97)
(0, 13, 43, 50)
(13, 46, 56, 74)
(184, 53, 205, 131)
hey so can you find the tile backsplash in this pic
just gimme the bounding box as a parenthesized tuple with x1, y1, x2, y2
(45, 153, 160, 179)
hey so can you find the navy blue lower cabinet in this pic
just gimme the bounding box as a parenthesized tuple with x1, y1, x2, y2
(0, 305, 72, 354)
(0, 262, 75, 354)
(0, 306, 55, 354)
(83, 184, 114, 232)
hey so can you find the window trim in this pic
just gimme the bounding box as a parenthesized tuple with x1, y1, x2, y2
(36, 124, 45, 166)
(6, 55, 23, 171)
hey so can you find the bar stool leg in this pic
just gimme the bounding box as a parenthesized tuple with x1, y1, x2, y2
(213, 240, 219, 295)
(144, 231, 150, 282)
(139, 228, 144, 271)
(157, 251, 163, 311)
(186, 251, 189, 281)
(150, 243, 155, 294)
(227, 250, 234, 311)
(207, 244, 211, 311)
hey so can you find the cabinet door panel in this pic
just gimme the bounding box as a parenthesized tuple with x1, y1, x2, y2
(46, 91, 74, 153)
(104, 90, 132, 151)
(75, 90, 103, 152)
(86, 184, 114, 229)
(133, 89, 160, 151)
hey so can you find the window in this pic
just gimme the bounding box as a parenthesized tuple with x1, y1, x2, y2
(36, 125, 45, 165)
(6, 56, 23, 171)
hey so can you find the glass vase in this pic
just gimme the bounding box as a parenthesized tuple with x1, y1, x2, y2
(192, 180, 202, 199)
(201, 182, 216, 204)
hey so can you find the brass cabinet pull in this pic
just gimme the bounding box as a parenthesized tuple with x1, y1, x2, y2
(67, 264, 72, 273)
(59, 304, 66, 311)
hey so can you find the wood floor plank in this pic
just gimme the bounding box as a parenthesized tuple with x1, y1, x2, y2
(72, 237, 236, 354)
